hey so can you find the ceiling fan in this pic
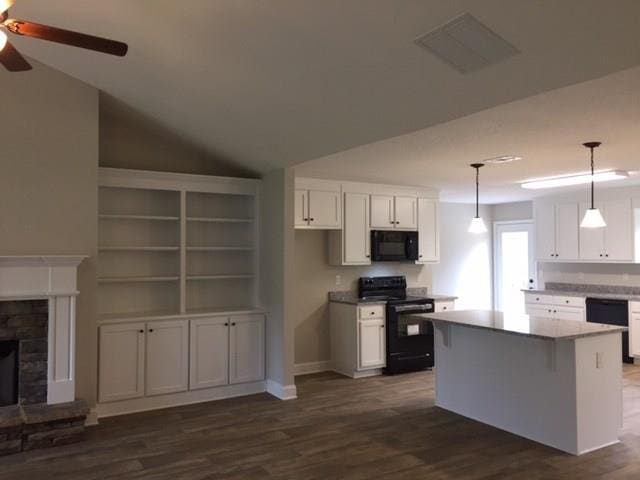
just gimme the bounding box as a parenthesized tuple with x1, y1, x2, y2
(0, 0, 127, 72)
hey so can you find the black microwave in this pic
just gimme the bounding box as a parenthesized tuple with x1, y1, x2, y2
(370, 230, 419, 262)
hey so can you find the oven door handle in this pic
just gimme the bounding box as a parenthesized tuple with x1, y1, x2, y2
(393, 304, 433, 313)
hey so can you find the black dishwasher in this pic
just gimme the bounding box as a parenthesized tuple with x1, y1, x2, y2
(586, 298, 632, 363)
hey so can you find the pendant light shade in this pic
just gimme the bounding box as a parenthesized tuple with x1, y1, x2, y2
(580, 142, 606, 229)
(468, 163, 487, 234)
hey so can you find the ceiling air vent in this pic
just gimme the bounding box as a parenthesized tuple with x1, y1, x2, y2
(415, 13, 519, 74)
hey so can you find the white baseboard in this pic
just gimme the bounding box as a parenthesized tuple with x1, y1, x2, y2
(96, 381, 266, 418)
(266, 379, 297, 400)
(84, 408, 99, 427)
(294, 360, 331, 376)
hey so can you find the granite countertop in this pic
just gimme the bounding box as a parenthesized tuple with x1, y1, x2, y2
(328, 289, 458, 305)
(522, 282, 640, 302)
(411, 310, 627, 341)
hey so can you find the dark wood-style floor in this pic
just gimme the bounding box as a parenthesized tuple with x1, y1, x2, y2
(2, 366, 640, 479)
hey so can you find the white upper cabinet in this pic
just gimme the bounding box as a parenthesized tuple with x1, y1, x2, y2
(579, 199, 632, 262)
(603, 199, 633, 261)
(535, 202, 579, 261)
(535, 203, 556, 261)
(555, 203, 580, 260)
(370, 195, 417, 231)
(342, 192, 371, 265)
(370, 195, 394, 229)
(417, 198, 439, 263)
(394, 196, 418, 230)
(294, 179, 341, 229)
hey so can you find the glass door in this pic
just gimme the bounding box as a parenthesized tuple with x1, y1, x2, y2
(494, 222, 535, 314)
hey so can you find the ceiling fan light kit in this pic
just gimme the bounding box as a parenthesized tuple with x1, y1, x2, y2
(0, 0, 128, 72)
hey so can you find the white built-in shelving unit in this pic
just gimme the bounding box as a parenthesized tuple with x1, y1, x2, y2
(98, 168, 260, 321)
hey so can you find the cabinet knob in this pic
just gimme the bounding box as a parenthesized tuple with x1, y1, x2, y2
(224, 323, 228, 326)
(536, 297, 540, 301)
(365, 254, 370, 258)
(139, 329, 144, 333)
(566, 300, 569, 304)
(605, 254, 609, 257)
(380, 325, 384, 328)
(600, 254, 603, 257)
(443, 306, 447, 310)
(232, 322, 236, 326)
(419, 254, 423, 258)
(309, 218, 314, 222)
(149, 328, 154, 333)
(303, 218, 308, 221)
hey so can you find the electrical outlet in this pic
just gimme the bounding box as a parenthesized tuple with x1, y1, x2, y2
(596, 352, 604, 369)
(335, 275, 342, 286)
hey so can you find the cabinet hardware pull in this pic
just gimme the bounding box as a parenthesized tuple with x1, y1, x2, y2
(149, 328, 154, 332)
(224, 323, 228, 326)
(309, 218, 314, 222)
(365, 254, 370, 258)
(605, 254, 609, 257)
(600, 254, 603, 257)
(139, 329, 144, 333)
(232, 322, 236, 326)
(380, 325, 384, 328)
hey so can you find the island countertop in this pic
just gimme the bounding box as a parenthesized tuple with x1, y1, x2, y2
(410, 309, 627, 341)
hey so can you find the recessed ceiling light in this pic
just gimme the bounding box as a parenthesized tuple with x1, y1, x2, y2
(521, 170, 629, 190)
(483, 155, 523, 165)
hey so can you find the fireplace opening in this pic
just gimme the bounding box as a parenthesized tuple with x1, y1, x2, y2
(0, 340, 19, 407)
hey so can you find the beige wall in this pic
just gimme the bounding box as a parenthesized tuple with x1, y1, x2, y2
(0, 61, 99, 406)
(293, 230, 432, 365)
(492, 201, 533, 222)
(99, 94, 256, 178)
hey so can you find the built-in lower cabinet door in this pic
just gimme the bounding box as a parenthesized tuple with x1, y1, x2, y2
(99, 322, 145, 403)
(190, 317, 229, 390)
(229, 314, 265, 384)
(358, 319, 386, 369)
(146, 319, 189, 396)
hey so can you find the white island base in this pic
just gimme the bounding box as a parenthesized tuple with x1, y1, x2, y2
(424, 311, 623, 455)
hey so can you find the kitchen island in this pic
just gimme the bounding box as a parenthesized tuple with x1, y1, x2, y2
(410, 310, 626, 455)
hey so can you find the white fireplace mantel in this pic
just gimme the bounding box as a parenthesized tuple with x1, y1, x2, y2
(0, 255, 86, 405)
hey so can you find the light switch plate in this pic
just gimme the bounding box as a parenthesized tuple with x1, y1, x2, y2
(335, 275, 342, 286)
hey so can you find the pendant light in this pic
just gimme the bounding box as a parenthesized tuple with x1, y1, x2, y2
(580, 142, 606, 229)
(468, 163, 487, 234)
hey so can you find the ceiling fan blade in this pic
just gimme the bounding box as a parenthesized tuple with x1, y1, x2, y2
(4, 19, 128, 56)
(0, 41, 32, 71)
(0, 0, 14, 14)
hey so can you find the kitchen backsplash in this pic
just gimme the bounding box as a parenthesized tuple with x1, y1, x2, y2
(540, 263, 640, 288)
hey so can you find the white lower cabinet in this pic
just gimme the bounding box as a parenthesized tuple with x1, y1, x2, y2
(358, 319, 386, 369)
(229, 314, 265, 384)
(434, 300, 455, 313)
(630, 302, 640, 358)
(99, 313, 265, 406)
(99, 322, 146, 403)
(524, 293, 586, 322)
(146, 320, 189, 396)
(190, 317, 229, 390)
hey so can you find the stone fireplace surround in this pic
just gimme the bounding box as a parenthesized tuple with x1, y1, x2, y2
(0, 256, 88, 455)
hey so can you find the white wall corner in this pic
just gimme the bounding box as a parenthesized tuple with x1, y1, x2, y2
(293, 360, 331, 377)
(266, 379, 298, 400)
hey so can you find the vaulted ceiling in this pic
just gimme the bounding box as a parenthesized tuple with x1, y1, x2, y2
(5, 1, 640, 199)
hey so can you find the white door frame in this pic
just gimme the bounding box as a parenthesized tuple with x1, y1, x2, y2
(493, 220, 535, 311)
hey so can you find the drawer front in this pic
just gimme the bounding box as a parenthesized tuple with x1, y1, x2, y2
(553, 296, 585, 308)
(434, 301, 455, 313)
(525, 293, 553, 305)
(358, 304, 385, 320)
